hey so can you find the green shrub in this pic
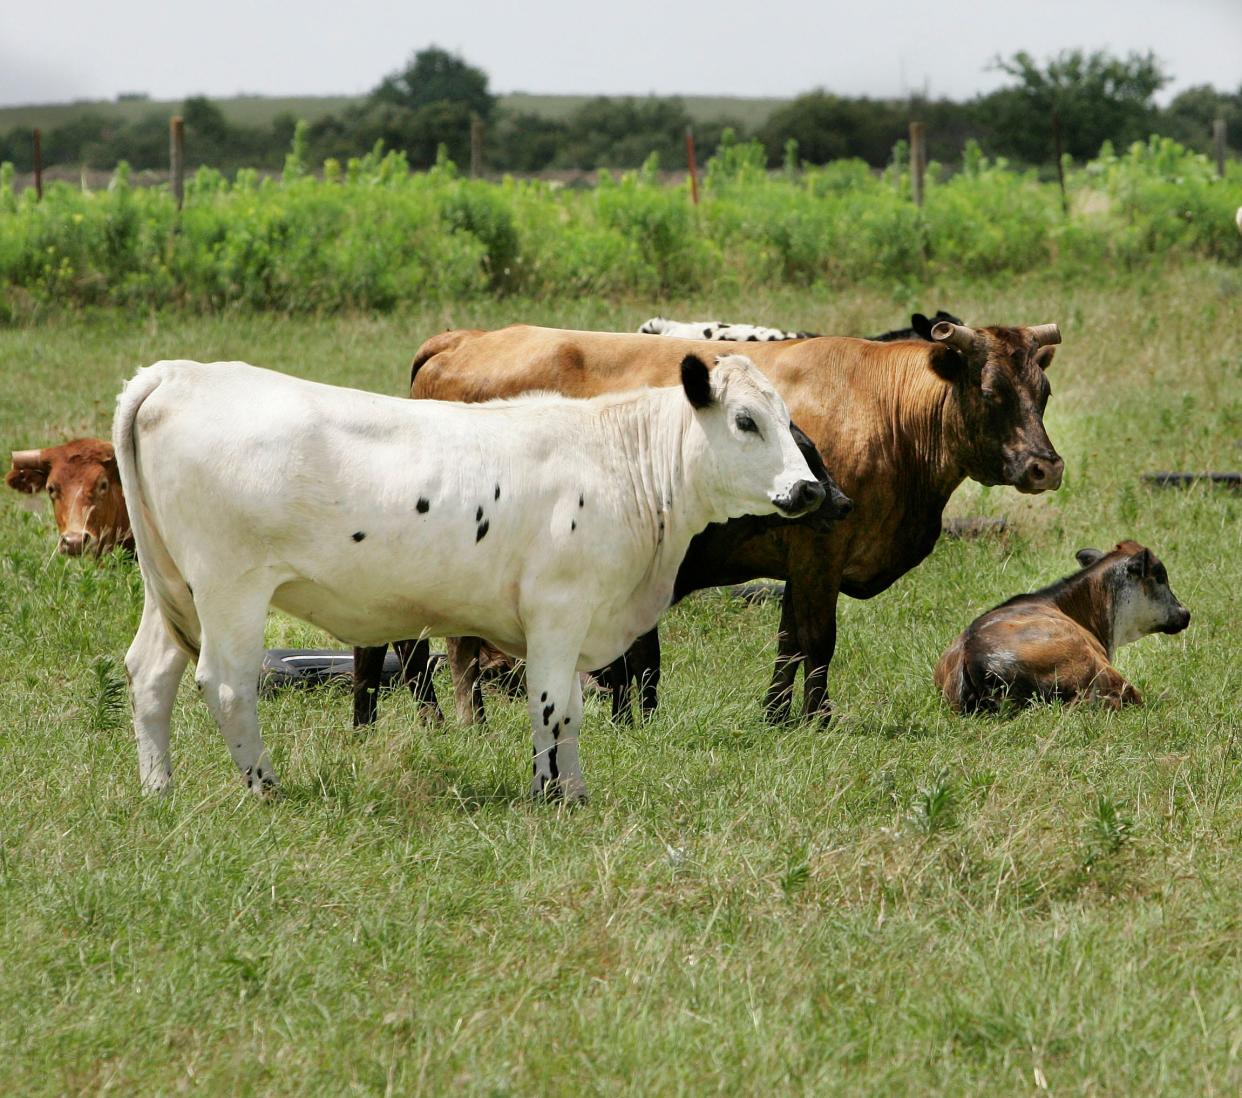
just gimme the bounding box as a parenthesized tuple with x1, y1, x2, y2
(0, 133, 1237, 319)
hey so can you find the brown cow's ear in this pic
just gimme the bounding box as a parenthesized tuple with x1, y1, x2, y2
(680, 354, 714, 409)
(1075, 548, 1105, 568)
(928, 344, 966, 382)
(5, 464, 49, 495)
(1034, 346, 1057, 372)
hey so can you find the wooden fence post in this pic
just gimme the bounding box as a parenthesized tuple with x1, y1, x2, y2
(909, 121, 926, 206)
(169, 116, 184, 209)
(470, 113, 485, 178)
(1213, 118, 1227, 178)
(1052, 109, 1068, 215)
(685, 126, 700, 206)
(33, 128, 43, 201)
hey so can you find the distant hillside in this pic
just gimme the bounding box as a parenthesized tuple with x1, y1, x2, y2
(0, 95, 358, 130)
(501, 93, 787, 128)
(0, 92, 787, 132)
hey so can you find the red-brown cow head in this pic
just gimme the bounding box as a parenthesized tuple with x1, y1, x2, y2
(931, 321, 1064, 494)
(6, 439, 132, 556)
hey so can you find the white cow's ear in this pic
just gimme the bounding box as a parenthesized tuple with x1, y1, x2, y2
(1075, 548, 1105, 568)
(680, 354, 713, 409)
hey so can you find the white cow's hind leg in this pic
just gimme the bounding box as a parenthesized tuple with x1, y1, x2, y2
(126, 585, 190, 794)
(524, 632, 588, 803)
(193, 584, 277, 794)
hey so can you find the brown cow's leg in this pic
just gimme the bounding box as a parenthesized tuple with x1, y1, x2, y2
(395, 638, 443, 722)
(1081, 665, 1144, 710)
(764, 591, 802, 723)
(447, 636, 486, 725)
(352, 644, 387, 728)
(792, 583, 838, 722)
(634, 627, 661, 719)
(600, 654, 633, 723)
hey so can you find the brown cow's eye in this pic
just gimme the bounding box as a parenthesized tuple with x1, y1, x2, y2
(97, 479, 108, 493)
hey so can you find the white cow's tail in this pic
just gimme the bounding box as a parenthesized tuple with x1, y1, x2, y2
(113, 365, 202, 658)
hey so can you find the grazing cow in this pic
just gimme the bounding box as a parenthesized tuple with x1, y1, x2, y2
(115, 355, 822, 799)
(639, 317, 817, 341)
(406, 319, 1064, 722)
(935, 542, 1190, 712)
(5, 439, 132, 555)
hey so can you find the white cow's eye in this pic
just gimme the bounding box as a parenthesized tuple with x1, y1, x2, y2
(736, 413, 759, 434)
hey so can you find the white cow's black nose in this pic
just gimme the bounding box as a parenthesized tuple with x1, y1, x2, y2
(776, 479, 825, 516)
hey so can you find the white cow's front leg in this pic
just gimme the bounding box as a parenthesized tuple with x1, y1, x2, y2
(524, 635, 588, 803)
(193, 585, 277, 794)
(125, 584, 190, 794)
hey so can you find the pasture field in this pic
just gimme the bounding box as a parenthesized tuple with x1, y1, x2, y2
(0, 266, 1239, 1095)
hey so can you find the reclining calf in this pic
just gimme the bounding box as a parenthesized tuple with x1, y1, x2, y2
(935, 541, 1190, 713)
(115, 354, 822, 801)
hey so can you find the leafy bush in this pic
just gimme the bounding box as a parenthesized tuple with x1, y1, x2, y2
(0, 134, 1237, 319)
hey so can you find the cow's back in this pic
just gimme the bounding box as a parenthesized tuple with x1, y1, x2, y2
(411, 325, 890, 415)
(413, 325, 683, 401)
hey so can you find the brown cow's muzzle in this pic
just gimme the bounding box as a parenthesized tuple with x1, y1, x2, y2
(1012, 450, 1064, 494)
(59, 531, 92, 556)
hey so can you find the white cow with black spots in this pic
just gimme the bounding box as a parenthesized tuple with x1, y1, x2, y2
(639, 317, 815, 342)
(115, 354, 823, 802)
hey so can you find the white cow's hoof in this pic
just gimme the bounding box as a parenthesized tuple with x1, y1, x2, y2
(530, 775, 588, 805)
(140, 770, 172, 796)
(244, 767, 279, 797)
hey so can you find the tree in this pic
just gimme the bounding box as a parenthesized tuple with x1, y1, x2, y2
(980, 49, 1169, 163)
(370, 46, 495, 121)
(1157, 84, 1242, 154)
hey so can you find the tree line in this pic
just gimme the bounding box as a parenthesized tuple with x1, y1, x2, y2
(2, 46, 1237, 176)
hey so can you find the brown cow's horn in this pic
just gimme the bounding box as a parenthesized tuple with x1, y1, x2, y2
(1028, 323, 1061, 348)
(931, 321, 976, 354)
(10, 449, 42, 469)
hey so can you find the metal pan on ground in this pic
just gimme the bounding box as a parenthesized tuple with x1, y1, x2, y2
(260, 648, 444, 693)
(1144, 473, 1241, 491)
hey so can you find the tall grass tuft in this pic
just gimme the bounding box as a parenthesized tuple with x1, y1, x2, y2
(84, 655, 127, 733)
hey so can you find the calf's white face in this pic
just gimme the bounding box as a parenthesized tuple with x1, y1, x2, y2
(682, 353, 824, 521)
(1077, 544, 1192, 647)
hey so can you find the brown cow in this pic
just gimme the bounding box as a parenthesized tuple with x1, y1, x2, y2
(6, 439, 132, 555)
(935, 542, 1190, 712)
(401, 320, 1063, 722)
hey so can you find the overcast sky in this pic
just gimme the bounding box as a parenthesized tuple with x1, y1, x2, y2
(1, 0, 1238, 107)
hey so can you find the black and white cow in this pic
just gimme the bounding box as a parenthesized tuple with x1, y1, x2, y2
(114, 355, 823, 802)
(639, 318, 817, 342)
(637, 311, 964, 344)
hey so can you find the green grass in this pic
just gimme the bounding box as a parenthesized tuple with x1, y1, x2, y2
(0, 268, 1239, 1094)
